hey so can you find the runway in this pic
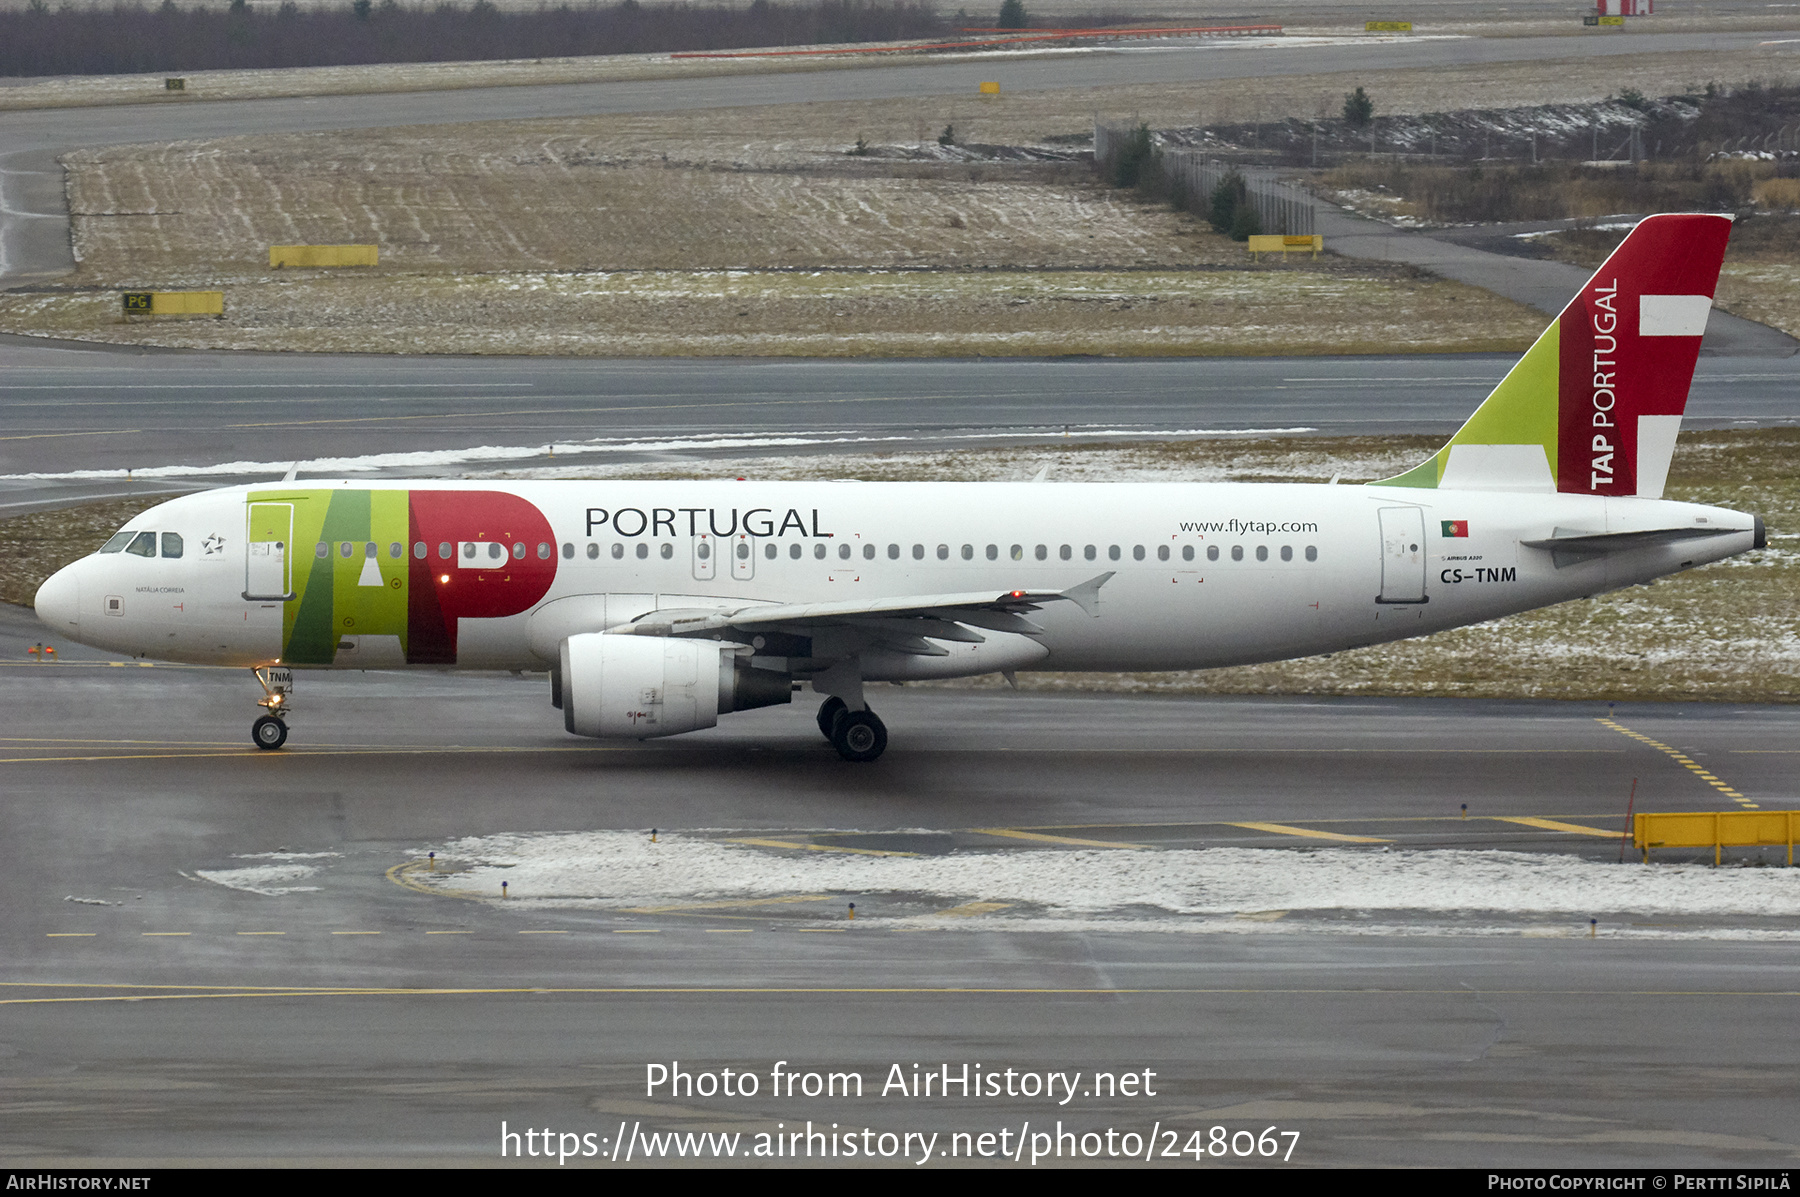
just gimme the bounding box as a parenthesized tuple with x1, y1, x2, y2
(2, 605, 1797, 1165)
(3, 340, 1798, 513)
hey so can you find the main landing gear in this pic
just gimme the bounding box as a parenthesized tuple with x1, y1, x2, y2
(251, 665, 293, 751)
(816, 696, 888, 763)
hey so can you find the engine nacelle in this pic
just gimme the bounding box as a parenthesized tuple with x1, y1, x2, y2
(558, 633, 790, 739)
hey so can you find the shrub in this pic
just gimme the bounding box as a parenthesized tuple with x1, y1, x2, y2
(997, 0, 1026, 29)
(1342, 87, 1374, 129)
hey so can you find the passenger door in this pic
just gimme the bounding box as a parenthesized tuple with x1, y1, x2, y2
(244, 502, 294, 601)
(1377, 507, 1427, 604)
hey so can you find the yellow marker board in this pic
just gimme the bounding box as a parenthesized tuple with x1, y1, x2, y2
(1365, 21, 1412, 31)
(122, 291, 224, 316)
(979, 81, 1000, 95)
(1247, 234, 1323, 259)
(270, 244, 379, 268)
(1598, 15, 1625, 24)
(1636, 810, 1797, 865)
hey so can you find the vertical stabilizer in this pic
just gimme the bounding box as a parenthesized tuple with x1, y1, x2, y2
(1374, 213, 1732, 497)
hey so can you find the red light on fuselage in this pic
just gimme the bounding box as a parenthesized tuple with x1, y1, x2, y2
(439, 574, 450, 583)
(1010, 590, 1024, 597)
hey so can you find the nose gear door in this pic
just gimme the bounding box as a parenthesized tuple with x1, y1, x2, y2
(244, 502, 295, 601)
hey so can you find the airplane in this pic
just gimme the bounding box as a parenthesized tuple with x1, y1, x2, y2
(32, 213, 1764, 762)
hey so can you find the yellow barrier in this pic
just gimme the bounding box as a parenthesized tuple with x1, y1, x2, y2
(1247, 234, 1323, 260)
(270, 244, 379, 268)
(1636, 810, 1798, 866)
(121, 291, 224, 317)
(979, 81, 1000, 95)
(1365, 21, 1412, 31)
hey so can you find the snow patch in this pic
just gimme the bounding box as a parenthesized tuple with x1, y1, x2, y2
(425, 832, 1800, 929)
(193, 864, 322, 896)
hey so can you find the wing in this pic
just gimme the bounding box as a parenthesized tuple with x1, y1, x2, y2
(621, 572, 1115, 657)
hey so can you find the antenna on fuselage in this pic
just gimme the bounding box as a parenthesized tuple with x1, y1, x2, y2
(1029, 463, 1051, 483)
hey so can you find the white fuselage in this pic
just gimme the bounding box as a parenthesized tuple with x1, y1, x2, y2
(35, 479, 1758, 677)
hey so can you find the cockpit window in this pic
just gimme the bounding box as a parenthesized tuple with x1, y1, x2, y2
(161, 532, 183, 559)
(125, 531, 157, 557)
(99, 531, 135, 553)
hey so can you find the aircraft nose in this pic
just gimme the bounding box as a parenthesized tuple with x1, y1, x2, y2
(34, 562, 80, 637)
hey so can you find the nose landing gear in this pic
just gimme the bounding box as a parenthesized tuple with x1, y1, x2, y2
(816, 696, 887, 763)
(251, 665, 293, 751)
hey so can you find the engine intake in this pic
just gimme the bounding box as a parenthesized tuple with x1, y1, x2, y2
(557, 633, 789, 739)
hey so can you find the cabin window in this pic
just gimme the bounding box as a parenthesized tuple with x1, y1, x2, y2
(637, 543, 650, 560)
(612, 544, 625, 560)
(1203, 545, 1215, 561)
(736, 543, 749, 560)
(365, 542, 378, 559)
(1306, 545, 1318, 562)
(661, 543, 674, 560)
(587, 543, 600, 560)
(1280, 545, 1293, 562)
(125, 532, 158, 558)
(1255, 545, 1269, 562)
(888, 544, 899, 560)
(1133, 545, 1145, 561)
(864, 544, 876, 560)
(1231, 545, 1243, 562)
(815, 543, 828, 560)
(840, 543, 852, 560)
(764, 543, 778, 560)
(1011, 544, 1023, 560)
(1157, 545, 1169, 561)
(561, 543, 574, 559)
(1059, 545, 1072, 561)
(511, 542, 526, 560)
(438, 542, 451, 560)
(414, 542, 427, 560)
(696, 542, 711, 560)
(1109, 545, 1121, 561)
(538, 542, 551, 560)
(986, 545, 998, 561)
(341, 542, 355, 559)
(790, 543, 803, 560)
(913, 544, 925, 560)
(1083, 545, 1096, 561)
(937, 544, 949, 560)
(961, 545, 973, 560)
(161, 532, 183, 559)
(100, 531, 135, 553)
(388, 542, 403, 559)
(1034, 544, 1047, 561)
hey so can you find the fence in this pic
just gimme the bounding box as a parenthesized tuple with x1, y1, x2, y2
(1093, 124, 1316, 236)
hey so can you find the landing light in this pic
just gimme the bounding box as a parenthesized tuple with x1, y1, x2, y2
(440, 574, 450, 583)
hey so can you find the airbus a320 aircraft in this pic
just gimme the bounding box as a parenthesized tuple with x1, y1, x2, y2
(33, 214, 1763, 761)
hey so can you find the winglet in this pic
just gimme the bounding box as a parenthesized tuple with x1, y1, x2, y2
(1060, 571, 1115, 618)
(281, 462, 299, 483)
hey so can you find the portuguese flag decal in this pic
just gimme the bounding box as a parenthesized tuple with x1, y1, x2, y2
(1442, 520, 1469, 537)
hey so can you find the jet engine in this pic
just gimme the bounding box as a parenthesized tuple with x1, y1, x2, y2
(556, 633, 790, 739)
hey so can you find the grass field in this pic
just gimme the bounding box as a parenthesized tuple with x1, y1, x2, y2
(6, 430, 1793, 702)
(3, 42, 1789, 356)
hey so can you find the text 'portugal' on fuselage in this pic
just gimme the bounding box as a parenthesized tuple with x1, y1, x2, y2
(33, 214, 1766, 761)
